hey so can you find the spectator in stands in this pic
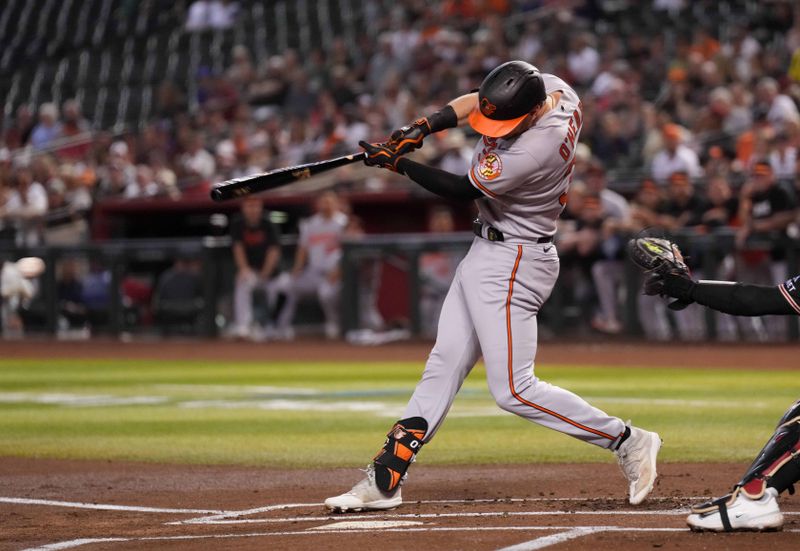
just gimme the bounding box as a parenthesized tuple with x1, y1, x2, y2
(29, 103, 61, 151)
(248, 55, 290, 107)
(583, 163, 630, 334)
(0, 165, 48, 247)
(124, 165, 160, 198)
(737, 161, 797, 251)
(700, 176, 739, 230)
(148, 152, 180, 199)
(567, 32, 600, 85)
(180, 133, 216, 180)
(625, 179, 662, 231)
(585, 160, 629, 220)
(698, 87, 752, 137)
(98, 163, 132, 198)
(3, 105, 34, 149)
(226, 44, 256, 92)
(185, 0, 239, 32)
(155, 81, 188, 120)
(108, 140, 136, 181)
(650, 124, 703, 183)
(419, 207, 460, 338)
(769, 131, 797, 181)
(657, 172, 709, 230)
(284, 70, 318, 120)
(757, 77, 800, 130)
(57, 99, 91, 161)
(275, 190, 347, 339)
(736, 160, 798, 340)
(230, 196, 282, 340)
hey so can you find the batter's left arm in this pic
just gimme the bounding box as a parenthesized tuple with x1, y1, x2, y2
(385, 93, 478, 156)
(448, 92, 479, 125)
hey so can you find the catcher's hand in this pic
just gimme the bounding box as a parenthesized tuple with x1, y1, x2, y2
(359, 140, 405, 173)
(387, 118, 430, 155)
(627, 237, 694, 311)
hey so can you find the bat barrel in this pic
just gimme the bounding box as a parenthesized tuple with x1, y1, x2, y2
(209, 152, 366, 202)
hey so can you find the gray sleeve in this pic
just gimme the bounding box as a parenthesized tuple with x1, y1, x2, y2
(467, 146, 541, 198)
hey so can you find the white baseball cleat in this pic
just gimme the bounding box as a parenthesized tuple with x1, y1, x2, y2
(614, 425, 662, 505)
(686, 487, 783, 532)
(325, 464, 402, 513)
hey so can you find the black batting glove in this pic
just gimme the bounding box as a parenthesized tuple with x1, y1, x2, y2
(359, 140, 405, 174)
(388, 118, 431, 156)
(387, 105, 459, 156)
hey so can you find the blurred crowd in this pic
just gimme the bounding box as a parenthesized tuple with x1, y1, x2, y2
(558, 152, 798, 342)
(3, 0, 800, 340)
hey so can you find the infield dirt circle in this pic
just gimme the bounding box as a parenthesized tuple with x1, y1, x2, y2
(2, 340, 799, 550)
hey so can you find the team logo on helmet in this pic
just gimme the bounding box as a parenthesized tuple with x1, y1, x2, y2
(480, 97, 497, 116)
(477, 152, 502, 180)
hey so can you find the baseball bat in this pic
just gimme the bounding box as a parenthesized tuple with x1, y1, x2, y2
(210, 152, 366, 202)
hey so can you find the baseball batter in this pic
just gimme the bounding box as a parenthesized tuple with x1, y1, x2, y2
(326, 61, 662, 512)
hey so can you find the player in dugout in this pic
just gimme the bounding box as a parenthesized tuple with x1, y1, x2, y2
(645, 247, 800, 532)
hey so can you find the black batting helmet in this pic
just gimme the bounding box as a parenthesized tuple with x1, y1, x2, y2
(468, 60, 547, 137)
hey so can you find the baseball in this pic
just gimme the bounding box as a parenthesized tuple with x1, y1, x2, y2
(15, 257, 45, 278)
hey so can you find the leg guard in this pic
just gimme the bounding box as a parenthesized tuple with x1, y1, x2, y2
(373, 417, 428, 492)
(737, 399, 800, 498)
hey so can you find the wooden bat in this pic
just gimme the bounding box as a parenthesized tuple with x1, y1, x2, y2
(210, 152, 366, 202)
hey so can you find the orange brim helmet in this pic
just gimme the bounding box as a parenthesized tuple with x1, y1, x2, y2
(468, 109, 530, 138)
(467, 60, 547, 138)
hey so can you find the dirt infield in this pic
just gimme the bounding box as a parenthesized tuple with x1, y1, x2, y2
(2, 458, 799, 550)
(2, 338, 799, 369)
(2, 339, 799, 549)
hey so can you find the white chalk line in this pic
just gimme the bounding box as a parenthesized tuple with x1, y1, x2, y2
(0, 389, 771, 415)
(309, 520, 424, 530)
(175, 509, 694, 526)
(175, 496, 709, 525)
(176, 502, 322, 524)
(22, 538, 129, 551)
(498, 527, 602, 551)
(0, 497, 226, 514)
(24, 526, 800, 551)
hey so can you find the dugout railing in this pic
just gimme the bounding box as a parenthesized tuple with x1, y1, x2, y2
(339, 229, 800, 341)
(1, 229, 798, 340)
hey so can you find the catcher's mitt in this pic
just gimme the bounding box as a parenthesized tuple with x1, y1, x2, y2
(627, 237, 693, 310)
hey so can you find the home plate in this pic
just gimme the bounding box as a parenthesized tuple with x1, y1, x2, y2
(310, 520, 425, 530)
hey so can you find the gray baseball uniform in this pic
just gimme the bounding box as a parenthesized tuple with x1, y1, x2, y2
(275, 212, 348, 334)
(404, 74, 628, 448)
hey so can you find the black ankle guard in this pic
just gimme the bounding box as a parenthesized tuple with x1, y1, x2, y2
(373, 417, 428, 492)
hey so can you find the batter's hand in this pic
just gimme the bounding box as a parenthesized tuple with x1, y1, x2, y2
(359, 140, 405, 173)
(388, 118, 431, 155)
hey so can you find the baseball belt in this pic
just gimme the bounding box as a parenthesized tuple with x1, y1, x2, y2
(472, 219, 553, 244)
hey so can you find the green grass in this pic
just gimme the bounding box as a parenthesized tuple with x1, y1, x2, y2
(0, 358, 796, 467)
